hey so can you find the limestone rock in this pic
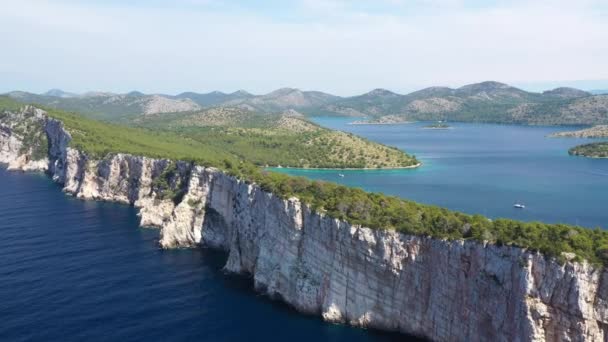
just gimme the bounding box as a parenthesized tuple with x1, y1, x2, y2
(2, 105, 608, 341)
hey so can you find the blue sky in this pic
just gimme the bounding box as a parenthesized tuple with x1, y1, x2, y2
(1, 0, 607, 95)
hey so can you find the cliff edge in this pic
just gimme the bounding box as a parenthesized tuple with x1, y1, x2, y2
(2, 106, 608, 341)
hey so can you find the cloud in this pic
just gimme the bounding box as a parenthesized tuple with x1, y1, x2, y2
(0, 0, 607, 95)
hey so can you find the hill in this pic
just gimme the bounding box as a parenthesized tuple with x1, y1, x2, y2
(172, 90, 253, 106)
(6, 81, 608, 125)
(0, 96, 417, 169)
(343, 82, 607, 125)
(5, 91, 200, 121)
(222, 88, 340, 113)
(135, 107, 418, 168)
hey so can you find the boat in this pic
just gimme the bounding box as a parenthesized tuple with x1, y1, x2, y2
(338, 173, 345, 178)
(513, 203, 525, 209)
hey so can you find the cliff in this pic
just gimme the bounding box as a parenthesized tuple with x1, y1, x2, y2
(2, 106, 608, 341)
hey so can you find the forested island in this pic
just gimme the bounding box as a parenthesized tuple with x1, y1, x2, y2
(569, 142, 608, 158)
(550, 126, 608, 158)
(422, 122, 451, 129)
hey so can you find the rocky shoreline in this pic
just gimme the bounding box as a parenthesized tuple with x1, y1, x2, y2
(549, 125, 608, 138)
(3, 106, 608, 341)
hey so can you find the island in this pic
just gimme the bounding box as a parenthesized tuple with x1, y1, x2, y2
(569, 142, 608, 158)
(550, 125, 608, 158)
(422, 122, 452, 129)
(349, 115, 411, 125)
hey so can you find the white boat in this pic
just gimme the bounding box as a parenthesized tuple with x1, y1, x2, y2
(338, 173, 345, 178)
(513, 203, 525, 209)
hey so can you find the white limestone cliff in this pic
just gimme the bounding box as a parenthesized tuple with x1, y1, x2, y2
(2, 106, 608, 341)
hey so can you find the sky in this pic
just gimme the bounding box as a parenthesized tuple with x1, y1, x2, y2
(1, 0, 608, 96)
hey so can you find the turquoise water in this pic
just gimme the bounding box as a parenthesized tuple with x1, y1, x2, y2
(272, 118, 608, 229)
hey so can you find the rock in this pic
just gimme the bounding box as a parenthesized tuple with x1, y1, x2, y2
(2, 105, 608, 341)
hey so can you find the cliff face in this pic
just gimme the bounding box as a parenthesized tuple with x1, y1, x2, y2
(2, 106, 608, 341)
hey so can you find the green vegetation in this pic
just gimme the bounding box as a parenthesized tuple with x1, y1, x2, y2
(150, 161, 188, 204)
(569, 142, 608, 158)
(2, 95, 608, 266)
(0, 97, 49, 159)
(225, 164, 608, 266)
(423, 122, 451, 129)
(17, 118, 48, 160)
(43, 106, 239, 166)
(134, 108, 418, 169)
(0, 97, 24, 111)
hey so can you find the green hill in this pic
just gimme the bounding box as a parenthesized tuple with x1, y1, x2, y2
(135, 107, 418, 169)
(0, 96, 418, 169)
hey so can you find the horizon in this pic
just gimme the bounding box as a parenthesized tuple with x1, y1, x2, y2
(1, 0, 608, 96)
(4, 79, 608, 98)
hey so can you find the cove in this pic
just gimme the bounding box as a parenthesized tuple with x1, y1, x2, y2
(271, 118, 608, 229)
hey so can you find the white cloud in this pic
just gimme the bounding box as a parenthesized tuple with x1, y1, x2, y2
(0, 0, 607, 95)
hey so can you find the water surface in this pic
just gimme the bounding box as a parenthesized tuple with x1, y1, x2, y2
(0, 167, 416, 341)
(273, 118, 608, 229)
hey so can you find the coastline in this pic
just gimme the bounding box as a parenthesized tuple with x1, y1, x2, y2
(348, 121, 412, 125)
(269, 162, 422, 171)
(4, 107, 608, 341)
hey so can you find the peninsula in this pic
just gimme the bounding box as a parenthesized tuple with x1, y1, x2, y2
(550, 125, 608, 138)
(3, 98, 608, 341)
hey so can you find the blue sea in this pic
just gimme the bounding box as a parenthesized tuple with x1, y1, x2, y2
(2, 120, 607, 341)
(274, 118, 608, 229)
(0, 168, 413, 341)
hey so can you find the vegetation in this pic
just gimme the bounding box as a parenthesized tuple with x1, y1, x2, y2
(569, 142, 608, 158)
(41, 106, 240, 166)
(423, 122, 451, 129)
(134, 108, 418, 168)
(550, 125, 608, 138)
(0, 97, 49, 159)
(2, 96, 608, 266)
(225, 163, 608, 266)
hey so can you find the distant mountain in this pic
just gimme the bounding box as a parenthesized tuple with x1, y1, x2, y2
(322, 88, 403, 117)
(173, 90, 254, 107)
(542, 87, 591, 99)
(43, 89, 78, 98)
(222, 88, 341, 113)
(5, 81, 608, 125)
(4, 91, 200, 120)
(323, 81, 606, 125)
(590, 89, 608, 95)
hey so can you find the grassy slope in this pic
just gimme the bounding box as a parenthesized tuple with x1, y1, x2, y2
(134, 108, 418, 168)
(3, 96, 608, 266)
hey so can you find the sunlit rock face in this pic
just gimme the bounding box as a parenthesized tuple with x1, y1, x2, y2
(2, 106, 608, 341)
